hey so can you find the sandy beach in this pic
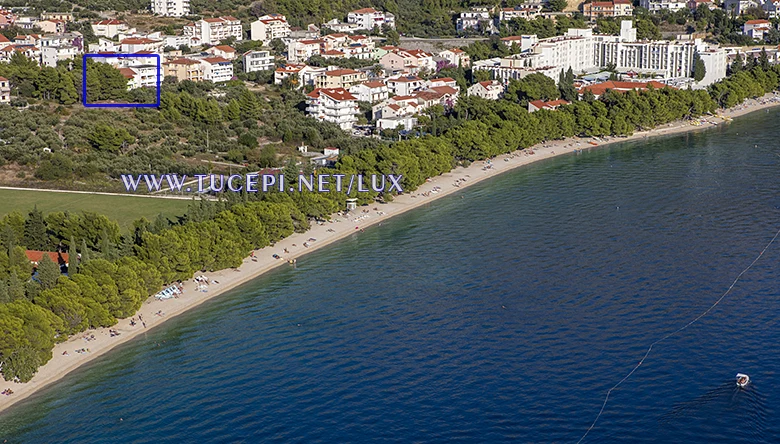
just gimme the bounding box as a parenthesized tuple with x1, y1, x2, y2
(1, 93, 778, 414)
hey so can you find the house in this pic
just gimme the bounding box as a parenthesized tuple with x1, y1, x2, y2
(322, 19, 361, 34)
(0, 76, 9, 103)
(274, 63, 306, 85)
(720, 0, 759, 15)
(0, 45, 41, 63)
(743, 19, 772, 40)
(200, 57, 234, 82)
(151, 0, 190, 16)
(346, 8, 395, 31)
(118, 65, 157, 89)
(163, 58, 204, 82)
(305, 88, 360, 130)
(467, 80, 504, 100)
(315, 69, 367, 89)
(349, 80, 389, 103)
(686, 0, 718, 10)
(578, 80, 672, 99)
(639, 0, 689, 11)
(528, 99, 570, 112)
(41, 45, 79, 67)
(243, 50, 274, 73)
(120, 37, 163, 53)
(41, 12, 74, 22)
(582, 0, 634, 21)
(374, 100, 419, 131)
(438, 48, 470, 68)
(428, 77, 459, 91)
(499, 6, 543, 21)
(91, 19, 129, 38)
(206, 45, 237, 60)
(36, 19, 66, 34)
(380, 48, 435, 75)
(386, 75, 426, 96)
(25, 250, 69, 270)
(251, 14, 290, 44)
(184, 16, 242, 46)
(456, 11, 492, 32)
(287, 39, 323, 62)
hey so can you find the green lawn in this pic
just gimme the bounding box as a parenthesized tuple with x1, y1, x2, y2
(0, 189, 192, 230)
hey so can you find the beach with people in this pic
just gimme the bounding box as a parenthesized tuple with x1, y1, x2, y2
(0, 93, 778, 414)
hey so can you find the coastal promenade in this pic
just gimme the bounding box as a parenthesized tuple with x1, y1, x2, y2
(1, 93, 778, 414)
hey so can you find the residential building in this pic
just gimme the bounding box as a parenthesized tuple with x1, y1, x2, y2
(593, 31, 698, 78)
(582, 0, 634, 20)
(428, 77, 459, 91)
(765, 0, 780, 17)
(287, 39, 323, 62)
(386, 75, 426, 96)
(349, 80, 389, 103)
(0, 76, 9, 103)
(120, 37, 164, 53)
(499, 6, 543, 21)
(456, 11, 492, 32)
(250, 14, 290, 44)
(639, 0, 689, 11)
(346, 8, 395, 31)
(163, 58, 204, 81)
(36, 19, 66, 34)
(722, 0, 760, 15)
(315, 69, 367, 89)
(92, 19, 129, 38)
(243, 50, 274, 73)
(118, 65, 158, 89)
(41, 12, 74, 22)
(501, 35, 539, 52)
(184, 16, 242, 46)
(467, 80, 504, 100)
(743, 19, 772, 40)
(379, 48, 436, 75)
(305, 88, 360, 130)
(696, 47, 727, 86)
(200, 56, 234, 82)
(687, 0, 718, 10)
(0, 44, 41, 63)
(275, 63, 306, 85)
(25, 250, 69, 269)
(206, 45, 237, 60)
(322, 19, 361, 34)
(41, 45, 79, 67)
(438, 48, 470, 67)
(579, 80, 673, 98)
(528, 99, 570, 112)
(151, 0, 190, 17)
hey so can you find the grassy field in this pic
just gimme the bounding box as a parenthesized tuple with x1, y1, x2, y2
(0, 189, 192, 230)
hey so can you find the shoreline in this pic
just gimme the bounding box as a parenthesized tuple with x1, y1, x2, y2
(1, 93, 778, 415)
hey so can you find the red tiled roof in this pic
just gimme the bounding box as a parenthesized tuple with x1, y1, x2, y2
(428, 85, 458, 95)
(325, 68, 359, 76)
(25, 250, 69, 265)
(166, 58, 200, 65)
(363, 81, 385, 88)
(213, 45, 236, 52)
(202, 56, 231, 63)
(389, 76, 422, 83)
(478, 80, 497, 88)
(745, 19, 770, 24)
(204, 17, 225, 23)
(0, 76, 7, 81)
(431, 77, 455, 83)
(121, 37, 160, 44)
(118, 67, 136, 79)
(307, 87, 356, 101)
(322, 49, 346, 56)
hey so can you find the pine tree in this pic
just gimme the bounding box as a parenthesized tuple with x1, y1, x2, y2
(80, 239, 91, 268)
(238, 88, 261, 120)
(57, 74, 79, 105)
(0, 279, 8, 303)
(693, 54, 706, 82)
(68, 236, 78, 272)
(7, 271, 25, 301)
(225, 98, 241, 121)
(36, 253, 60, 290)
(151, 213, 169, 234)
(23, 206, 48, 250)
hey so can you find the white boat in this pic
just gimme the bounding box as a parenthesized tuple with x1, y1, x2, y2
(736, 373, 749, 388)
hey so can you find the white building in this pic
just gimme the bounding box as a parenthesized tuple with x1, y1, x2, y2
(499, 6, 543, 21)
(346, 8, 395, 31)
(205, 44, 237, 60)
(349, 80, 389, 103)
(243, 50, 274, 73)
(386, 75, 426, 96)
(119, 64, 158, 89)
(721, 0, 759, 15)
(639, 0, 689, 11)
(184, 16, 242, 46)
(305, 87, 360, 130)
(467, 80, 504, 100)
(696, 47, 727, 87)
(438, 48, 470, 67)
(287, 39, 323, 62)
(456, 11, 492, 32)
(200, 57, 234, 82)
(91, 19, 129, 38)
(250, 14, 290, 44)
(743, 19, 772, 40)
(0, 76, 9, 103)
(41, 45, 79, 67)
(151, 0, 190, 17)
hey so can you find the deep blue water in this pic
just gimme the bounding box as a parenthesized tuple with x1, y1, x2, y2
(2, 110, 780, 443)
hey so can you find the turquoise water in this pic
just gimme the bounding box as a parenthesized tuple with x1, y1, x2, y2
(2, 110, 779, 443)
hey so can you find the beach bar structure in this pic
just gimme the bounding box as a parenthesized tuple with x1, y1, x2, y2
(346, 198, 358, 211)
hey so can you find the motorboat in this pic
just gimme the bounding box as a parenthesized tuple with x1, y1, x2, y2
(736, 373, 749, 388)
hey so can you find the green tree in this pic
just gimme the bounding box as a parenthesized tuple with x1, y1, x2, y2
(87, 123, 135, 153)
(693, 53, 706, 82)
(24, 207, 48, 251)
(36, 253, 60, 290)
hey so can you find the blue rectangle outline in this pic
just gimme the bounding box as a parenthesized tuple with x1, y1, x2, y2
(82, 53, 161, 108)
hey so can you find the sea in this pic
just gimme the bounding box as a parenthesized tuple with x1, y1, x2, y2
(1, 109, 779, 443)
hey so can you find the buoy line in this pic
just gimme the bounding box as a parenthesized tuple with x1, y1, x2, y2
(577, 226, 780, 443)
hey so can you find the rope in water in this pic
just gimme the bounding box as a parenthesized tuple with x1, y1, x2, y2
(577, 226, 780, 443)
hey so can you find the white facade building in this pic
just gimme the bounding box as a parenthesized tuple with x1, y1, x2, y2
(349, 81, 389, 103)
(639, 0, 689, 11)
(305, 88, 360, 130)
(346, 8, 395, 30)
(467, 80, 504, 100)
(151, 0, 190, 17)
(243, 50, 274, 73)
(41, 45, 79, 67)
(250, 14, 290, 44)
(91, 19, 129, 38)
(184, 17, 242, 46)
(200, 57, 234, 82)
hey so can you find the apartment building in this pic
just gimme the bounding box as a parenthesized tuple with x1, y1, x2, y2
(243, 50, 274, 73)
(349, 81, 389, 103)
(467, 80, 504, 100)
(184, 16, 242, 46)
(305, 88, 360, 130)
(200, 57, 234, 82)
(639, 0, 689, 11)
(315, 69, 367, 89)
(582, 0, 634, 21)
(41, 45, 79, 67)
(438, 48, 470, 67)
(250, 14, 290, 44)
(287, 39, 323, 62)
(205, 45, 237, 60)
(163, 58, 204, 81)
(92, 19, 129, 38)
(120, 37, 164, 53)
(151, 0, 190, 17)
(346, 8, 395, 30)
